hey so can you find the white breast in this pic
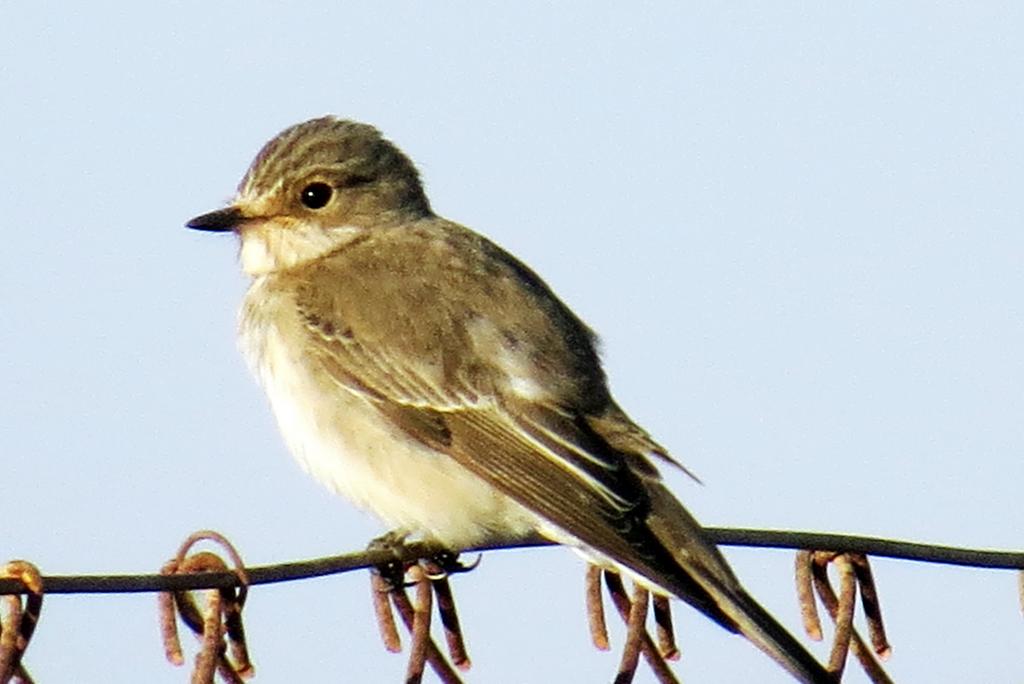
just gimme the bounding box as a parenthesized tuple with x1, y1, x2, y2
(238, 278, 539, 548)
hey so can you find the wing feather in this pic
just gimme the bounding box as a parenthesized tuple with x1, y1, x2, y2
(295, 279, 733, 622)
(442, 405, 732, 623)
(279, 227, 831, 683)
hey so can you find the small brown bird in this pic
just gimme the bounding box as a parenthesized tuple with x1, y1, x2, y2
(187, 116, 831, 683)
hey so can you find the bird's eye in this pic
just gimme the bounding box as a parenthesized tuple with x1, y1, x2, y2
(300, 182, 333, 209)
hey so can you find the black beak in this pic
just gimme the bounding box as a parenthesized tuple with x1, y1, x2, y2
(186, 206, 248, 232)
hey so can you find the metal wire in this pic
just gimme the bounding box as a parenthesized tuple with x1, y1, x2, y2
(1, 529, 1020, 596)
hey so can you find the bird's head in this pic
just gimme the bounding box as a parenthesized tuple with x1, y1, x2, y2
(187, 116, 432, 275)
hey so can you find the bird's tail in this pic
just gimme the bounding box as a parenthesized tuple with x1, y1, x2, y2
(704, 579, 835, 684)
(644, 483, 834, 684)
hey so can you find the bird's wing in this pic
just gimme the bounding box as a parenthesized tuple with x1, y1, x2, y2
(295, 289, 732, 621)
(306, 329, 833, 682)
(290, 241, 833, 683)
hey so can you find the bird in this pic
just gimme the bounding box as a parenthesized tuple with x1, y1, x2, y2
(186, 116, 832, 683)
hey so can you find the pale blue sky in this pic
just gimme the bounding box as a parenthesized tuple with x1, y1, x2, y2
(1, 3, 1022, 682)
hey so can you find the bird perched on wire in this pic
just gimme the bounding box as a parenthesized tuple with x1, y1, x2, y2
(187, 116, 832, 683)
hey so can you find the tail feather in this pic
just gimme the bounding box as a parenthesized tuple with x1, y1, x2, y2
(644, 483, 833, 684)
(708, 582, 835, 684)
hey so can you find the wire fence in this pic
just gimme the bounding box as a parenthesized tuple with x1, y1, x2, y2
(1, 528, 1022, 683)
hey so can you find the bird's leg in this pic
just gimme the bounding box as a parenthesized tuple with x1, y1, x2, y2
(366, 529, 414, 560)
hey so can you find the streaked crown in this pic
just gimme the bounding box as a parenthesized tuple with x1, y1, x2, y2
(237, 116, 432, 223)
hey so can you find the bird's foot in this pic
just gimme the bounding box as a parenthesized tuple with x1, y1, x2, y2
(366, 530, 412, 591)
(421, 549, 482, 580)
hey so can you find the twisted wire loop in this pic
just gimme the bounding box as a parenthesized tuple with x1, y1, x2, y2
(584, 565, 680, 684)
(0, 529, 1019, 681)
(158, 531, 254, 684)
(795, 551, 892, 683)
(0, 561, 43, 684)
(369, 552, 477, 684)
(1018, 570, 1024, 617)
